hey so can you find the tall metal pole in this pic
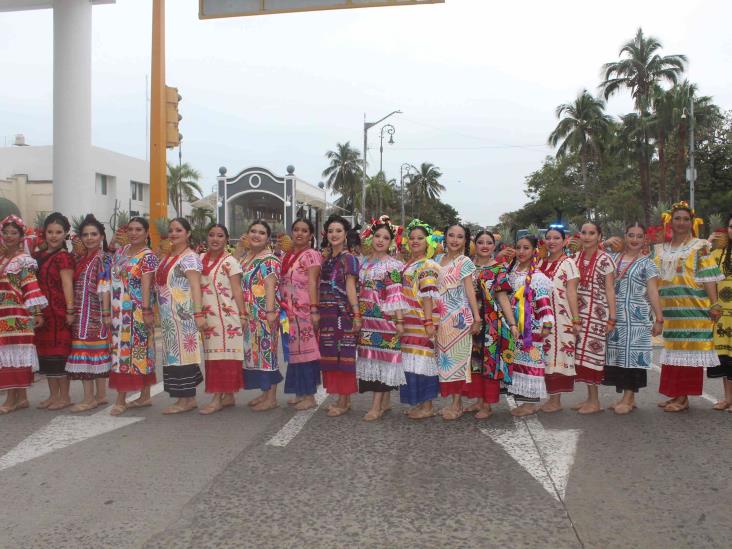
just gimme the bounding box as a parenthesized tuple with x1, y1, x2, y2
(379, 131, 384, 174)
(400, 164, 405, 228)
(149, 0, 167, 245)
(689, 98, 696, 210)
(361, 115, 368, 224)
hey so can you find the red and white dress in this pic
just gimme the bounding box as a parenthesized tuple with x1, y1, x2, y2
(0, 253, 47, 389)
(200, 252, 244, 393)
(573, 250, 615, 385)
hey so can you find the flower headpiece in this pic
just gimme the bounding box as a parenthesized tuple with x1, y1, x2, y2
(404, 219, 441, 259)
(0, 214, 39, 254)
(360, 215, 403, 253)
(661, 200, 703, 237)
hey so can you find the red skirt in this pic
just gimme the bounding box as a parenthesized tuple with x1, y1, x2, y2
(109, 371, 157, 392)
(459, 376, 500, 403)
(0, 367, 34, 390)
(659, 365, 703, 397)
(545, 373, 575, 394)
(322, 370, 357, 395)
(205, 360, 245, 393)
(575, 365, 604, 385)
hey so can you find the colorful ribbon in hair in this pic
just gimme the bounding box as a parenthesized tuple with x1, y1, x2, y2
(0, 214, 39, 255)
(404, 218, 441, 258)
(512, 247, 540, 350)
(660, 200, 704, 237)
(360, 215, 404, 253)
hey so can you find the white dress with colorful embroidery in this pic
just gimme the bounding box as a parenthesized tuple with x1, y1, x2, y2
(200, 253, 244, 362)
(356, 256, 408, 387)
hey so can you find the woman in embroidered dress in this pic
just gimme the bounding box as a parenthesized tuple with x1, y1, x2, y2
(66, 215, 112, 413)
(156, 217, 205, 414)
(709, 213, 732, 410)
(603, 222, 664, 415)
(572, 222, 616, 414)
(653, 203, 723, 412)
(0, 215, 47, 414)
(199, 223, 245, 415)
(240, 220, 282, 412)
(356, 220, 407, 421)
(34, 212, 75, 411)
(108, 217, 159, 416)
(281, 219, 322, 411)
(436, 223, 481, 421)
(399, 220, 442, 419)
(506, 236, 554, 416)
(318, 215, 360, 417)
(466, 230, 518, 419)
(537, 227, 580, 413)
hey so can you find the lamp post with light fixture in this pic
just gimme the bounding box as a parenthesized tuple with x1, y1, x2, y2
(379, 124, 395, 173)
(362, 110, 401, 223)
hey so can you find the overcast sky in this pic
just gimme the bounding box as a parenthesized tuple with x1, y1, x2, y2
(1, 0, 731, 225)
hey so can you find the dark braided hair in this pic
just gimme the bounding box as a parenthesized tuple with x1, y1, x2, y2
(721, 214, 732, 277)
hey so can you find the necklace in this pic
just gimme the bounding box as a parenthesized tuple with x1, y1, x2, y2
(281, 248, 307, 277)
(541, 254, 566, 279)
(202, 251, 224, 277)
(156, 251, 184, 286)
(577, 249, 599, 288)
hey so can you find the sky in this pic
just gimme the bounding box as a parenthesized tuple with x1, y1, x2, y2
(1, 0, 731, 225)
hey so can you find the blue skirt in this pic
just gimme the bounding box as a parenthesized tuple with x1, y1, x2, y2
(399, 372, 439, 405)
(243, 369, 283, 391)
(284, 360, 321, 396)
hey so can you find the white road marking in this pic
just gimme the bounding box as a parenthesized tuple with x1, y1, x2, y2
(480, 397, 580, 502)
(266, 387, 329, 447)
(650, 365, 717, 404)
(0, 382, 166, 472)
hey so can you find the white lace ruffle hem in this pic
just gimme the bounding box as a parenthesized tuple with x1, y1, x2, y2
(356, 359, 407, 387)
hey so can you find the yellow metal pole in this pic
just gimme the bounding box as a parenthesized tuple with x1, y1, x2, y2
(149, 0, 167, 246)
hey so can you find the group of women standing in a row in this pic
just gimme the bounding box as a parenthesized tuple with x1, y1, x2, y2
(1, 202, 730, 419)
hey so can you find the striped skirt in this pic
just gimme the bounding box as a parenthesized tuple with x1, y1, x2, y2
(66, 339, 111, 380)
(163, 363, 203, 398)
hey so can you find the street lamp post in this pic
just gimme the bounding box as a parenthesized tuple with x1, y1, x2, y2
(379, 124, 395, 173)
(400, 162, 414, 228)
(681, 99, 696, 210)
(362, 110, 401, 224)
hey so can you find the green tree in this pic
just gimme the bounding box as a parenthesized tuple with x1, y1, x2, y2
(407, 162, 445, 214)
(548, 90, 612, 213)
(322, 142, 363, 214)
(600, 27, 687, 222)
(365, 171, 398, 219)
(167, 163, 203, 218)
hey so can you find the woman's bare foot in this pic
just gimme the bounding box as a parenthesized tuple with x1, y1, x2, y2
(127, 399, 152, 408)
(664, 397, 689, 413)
(70, 400, 98, 413)
(47, 399, 72, 411)
(712, 400, 730, 411)
(95, 397, 108, 406)
(110, 404, 127, 416)
(220, 394, 235, 408)
(287, 397, 303, 406)
(464, 400, 482, 413)
(571, 400, 589, 411)
(163, 400, 197, 414)
(607, 398, 624, 411)
(540, 400, 563, 413)
(441, 406, 463, 421)
(247, 394, 266, 407)
(252, 399, 278, 412)
(657, 398, 674, 408)
(199, 401, 224, 415)
(37, 397, 54, 409)
(511, 403, 539, 417)
(363, 408, 384, 421)
(475, 406, 493, 420)
(613, 402, 634, 415)
(326, 405, 349, 417)
(577, 402, 603, 414)
(294, 396, 316, 411)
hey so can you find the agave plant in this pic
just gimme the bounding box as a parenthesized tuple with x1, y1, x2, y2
(606, 220, 625, 238)
(33, 210, 49, 230)
(650, 202, 670, 224)
(525, 224, 541, 237)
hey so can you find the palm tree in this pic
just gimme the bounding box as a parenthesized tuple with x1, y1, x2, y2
(365, 171, 398, 218)
(548, 90, 612, 214)
(600, 27, 687, 222)
(407, 162, 445, 214)
(322, 142, 363, 213)
(167, 163, 203, 217)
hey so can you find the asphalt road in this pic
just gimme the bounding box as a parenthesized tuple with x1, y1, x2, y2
(2, 349, 732, 549)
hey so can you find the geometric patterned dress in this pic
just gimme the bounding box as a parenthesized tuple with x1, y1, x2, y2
(604, 254, 659, 393)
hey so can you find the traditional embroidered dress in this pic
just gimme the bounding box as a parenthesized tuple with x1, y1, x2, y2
(66, 251, 112, 380)
(435, 254, 476, 395)
(468, 263, 514, 403)
(399, 258, 441, 405)
(710, 247, 732, 380)
(319, 251, 360, 395)
(200, 252, 244, 393)
(356, 256, 407, 392)
(653, 239, 723, 396)
(156, 250, 204, 397)
(34, 248, 75, 378)
(109, 246, 159, 392)
(573, 250, 615, 385)
(241, 253, 283, 391)
(507, 268, 554, 401)
(603, 254, 659, 393)
(280, 248, 322, 397)
(539, 256, 579, 394)
(0, 254, 47, 389)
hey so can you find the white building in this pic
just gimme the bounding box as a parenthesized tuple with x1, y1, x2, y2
(0, 143, 191, 228)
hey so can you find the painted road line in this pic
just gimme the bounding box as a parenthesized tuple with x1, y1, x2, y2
(480, 396, 580, 502)
(266, 386, 329, 448)
(0, 382, 166, 472)
(651, 365, 717, 404)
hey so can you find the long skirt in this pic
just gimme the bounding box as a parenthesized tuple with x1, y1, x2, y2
(544, 372, 575, 394)
(707, 355, 732, 380)
(109, 371, 157, 392)
(162, 363, 203, 398)
(0, 367, 34, 390)
(39, 356, 68, 378)
(205, 360, 244, 393)
(461, 375, 500, 404)
(602, 366, 647, 393)
(400, 372, 439, 405)
(575, 364, 603, 385)
(322, 370, 357, 395)
(284, 360, 320, 397)
(243, 369, 282, 392)
(659, 365, 703, 397)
